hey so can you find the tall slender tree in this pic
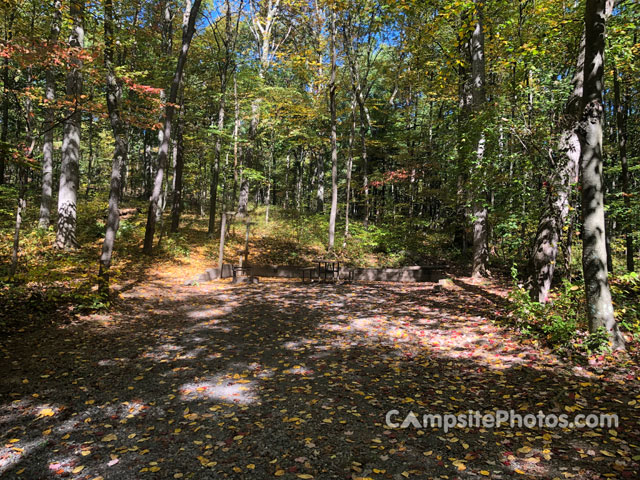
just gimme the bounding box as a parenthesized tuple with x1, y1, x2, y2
(579, 0, 624, 349)
(327, 3, 338, 250)
(38, 0, 62, 229)
(55, 0, 84, 249)
(470, 2, 489, 279)
(207, 0, 242, 234)
(530, 31, 585, 303)
(143, 0, 203, 254)
(99, 0, 129, 297)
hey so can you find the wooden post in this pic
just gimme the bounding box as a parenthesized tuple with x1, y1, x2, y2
(218, 212, 227, 273)
(244, 220, 255, 265)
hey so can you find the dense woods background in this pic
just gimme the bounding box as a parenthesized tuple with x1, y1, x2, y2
(0, 0, 638, 351)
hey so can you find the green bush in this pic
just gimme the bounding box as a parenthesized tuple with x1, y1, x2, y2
(611, 272, 640, 340)
(507, 265, 584, 353)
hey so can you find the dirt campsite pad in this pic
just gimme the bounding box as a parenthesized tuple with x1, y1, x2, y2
(2, 275, 639, 479)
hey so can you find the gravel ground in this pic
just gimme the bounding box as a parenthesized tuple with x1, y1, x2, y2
(1, 275, 639, 480)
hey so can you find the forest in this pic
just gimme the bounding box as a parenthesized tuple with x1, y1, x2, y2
(0, 0, 640, 478)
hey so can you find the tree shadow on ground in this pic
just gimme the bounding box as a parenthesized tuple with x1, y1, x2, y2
(1, 279, 638, 479)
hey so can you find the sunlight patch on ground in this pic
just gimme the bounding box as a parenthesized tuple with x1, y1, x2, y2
(186, 307, 232, 320)
(0, 439, 42, 475)
(180, 375, 257, 405)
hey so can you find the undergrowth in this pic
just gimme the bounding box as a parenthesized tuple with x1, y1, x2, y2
(507, 265, 640, 357)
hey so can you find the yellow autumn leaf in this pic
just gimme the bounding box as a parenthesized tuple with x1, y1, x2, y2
(297, 475, 314, 479)
(479, 472, 490, 477)
(72, 466, 84, 473)
(101, 434, 117, 442)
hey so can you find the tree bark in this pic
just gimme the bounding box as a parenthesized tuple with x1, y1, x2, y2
(531, 31, 586, 302)
(328, 6, 338, 250)
(237, 178, 249, 215)
(39, 1, 61, 228)
(470, 3, 489, 279)
(10, 169, 27, 278)
(208, 0, 238, 234)
(342, 20, 372, 225)
(315, 151, 324, 213)
(55, 0, 84, 249)
(143, 0, 202, 254)
(99, 0, 129, 297)
(208, 90, 224, 234)
(579, 0, 624, 350)
(170, 106, 184, 233)
(0, 12, 14, 185)
(343, 91, 356, 248)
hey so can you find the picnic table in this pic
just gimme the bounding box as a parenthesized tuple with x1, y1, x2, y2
(232, 264, 252, 281)
(301, 259, 351, 283)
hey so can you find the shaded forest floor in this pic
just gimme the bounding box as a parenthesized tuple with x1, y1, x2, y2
(1, 269, 639, 479)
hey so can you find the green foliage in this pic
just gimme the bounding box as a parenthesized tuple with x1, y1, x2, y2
(508, 265, 640, 355)
(162, 234, 191, 258)
(507, 265, 583, 353)
(612, 272, 640, 340)
(116, 220, 137, 240)
(583, 327, 612, 355)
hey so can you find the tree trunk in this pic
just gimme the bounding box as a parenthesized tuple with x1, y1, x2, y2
(328, 6, 338, 250)
(143, 129, 152, 198)
(237, 178, 249, 215)
(0, 12, 14, 185)
(315, 151, 324, 213)
(143, 0, 202, 254)
(232, 71, 240, 204)
(208, 78, 226, 234)
(342, 24, 372, 226)
(613, 66, 633, 272)
(85, 112, 95, 198)
(470, 3, 489, 279)
(55, 0, 84, 250)
(99, 0, 129, 298)
(10, 169, 27, 278)
(208, 0, 238, 233)
(455, 9, 472, 253)
(39, 1, 61, 228)
(265, 145, 273, 224)
(579, 0, 624, 350)
(531, 31, 585, 302)
(295, 149, 303, 212)
(343, 92, 356, 248)
(170, 107, 184, 233)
